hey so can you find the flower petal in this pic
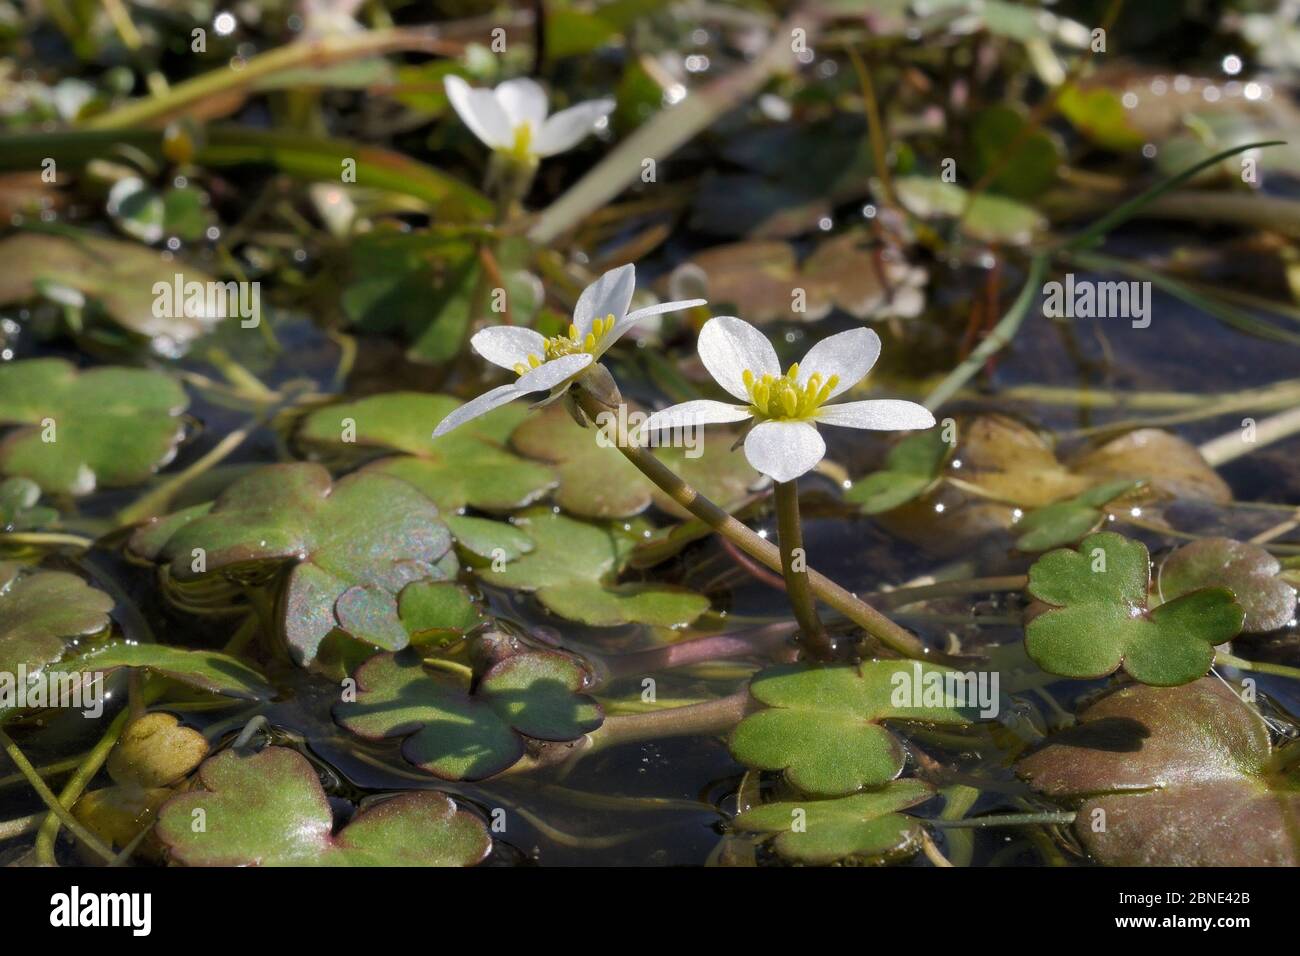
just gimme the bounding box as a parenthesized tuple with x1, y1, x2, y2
(433, 382, 525, 438)
(444, 75, 512, 150)
(743, 420, 826, 483)
(471, 326, 548, 370)
(431, 354, 594, 438)
(494, 77, 549, 131)
(535, 99, 614, 157)
(814, 399, 936, 431)
(639, 400, 752, 434)
(797, 327, 881, 399)
(515, 352, 593, 393)
(608, 297, 707, 345)
(698, 316, 780, 402)
(573, 264, 636, 338)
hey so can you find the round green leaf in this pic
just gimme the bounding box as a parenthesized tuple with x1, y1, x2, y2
(156, 746, 490, 866)
(129, 463, 453, 665)
(484, 507, 709, 627)
(296, 392, 555, 512)
(730, 662, 976, 797)
(333, 650, 602, 781)
(0, 359, 188, 495)
(1025, 531, 1244, 685)
(734, 779, 933, 864)
(0, 569, 113, 678)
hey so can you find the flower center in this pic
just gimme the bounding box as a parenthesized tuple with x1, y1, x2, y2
(513, 314, 618, 376)
(743, 363, 838, 420)
(507, 123, 534, 161)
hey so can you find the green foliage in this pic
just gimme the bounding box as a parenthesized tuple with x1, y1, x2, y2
(1013, 479, 1142, 551)
(334, 650, 602, 781)
(156, 746, 490, 866)
(730, 662, 976, 797)
(128, 463, 454, 665)
(845, 430, 951, 514)
(1159, 537, 1297, 634)
(0, 568, 112, 678)
(485, 507, 710, 627)
(0, 359, 188, 495)
(1025, 532, 1243, 685)
(734, 779, 933, 864)
(297, 392, 556, 513)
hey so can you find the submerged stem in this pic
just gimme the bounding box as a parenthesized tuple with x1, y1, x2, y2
(773, 481, 832, 659)
(574, 390, 948, 663)
(0, 728, 115, 863)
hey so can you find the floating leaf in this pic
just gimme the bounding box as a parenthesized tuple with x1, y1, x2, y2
(846, 430, 951, 514)
(0, 231, 224, 349)
(1056, 84, 1145, 151)
(730, 662, 976, 797)
(0, 359, 188, 495)
(1159, 537, 1297, 633)
(894, 176, 1046, 245)
(734, 779, 933, 865)
(446, 514, 533, 565)
(334, 650, 602, 780)
(510, 402, 649, 518)
(1070, 428, 1230, 504)
(485, 507, 710, 627)
(297, 392, 555, 512)
(156, 746, 490, 866)
(68, 642, 273, 700)
(966, 105, 1061, 200)
(127, 463, 453, 665)
(398, 580, 483, 647)
(0, 477, 57, 532)
(1017, 679, 1300, 866)
(0, 569, 112, 679)
(1014, 479, 1142, 552)
(1025, 531, 1243, 685)
(107, 712, 209, 788)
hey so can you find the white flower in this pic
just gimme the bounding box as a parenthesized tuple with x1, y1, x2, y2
(444, 75, 614, 162)
(639, 316, 935, 483)
(433, 264, 705, 438)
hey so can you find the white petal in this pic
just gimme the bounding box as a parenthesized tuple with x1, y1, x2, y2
(698, 316, 780, 403)
(815, 399, 936, 431)
(431, 353, 594, 439)
(608, 297, 707, 344)
(494, 77, 549, 130)
(797, 327, 880, 399)
(471, 326, 548, 370)
(535, 99, 614, 157)
(444, 75, 512, 149)
(515, 352, 593, 392)
(573, 264, 635, 338)
(433, 382, 524, 438)
(743, 420, 826, 483)
(640, 400, 752, 433)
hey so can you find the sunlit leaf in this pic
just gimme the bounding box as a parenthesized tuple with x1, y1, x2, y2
(1159, 537, 1297, 633)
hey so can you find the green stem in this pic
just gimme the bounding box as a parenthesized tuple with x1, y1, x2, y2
(83, 28, 460, 131)
(32, 688, 157, 864)
(871, 575, 1028, 609)
(773, 481, 833, 659)
(574, 390, 949, 663)
(930, 811, 1076, 829)
(0, 728, 116, 863)
(1216, 651, 1300, 682)
(583, 690, 753, 757)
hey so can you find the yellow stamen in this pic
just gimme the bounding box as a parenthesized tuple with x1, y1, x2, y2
(513, 313, 622, 378)
(741, 366, 839, 420)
